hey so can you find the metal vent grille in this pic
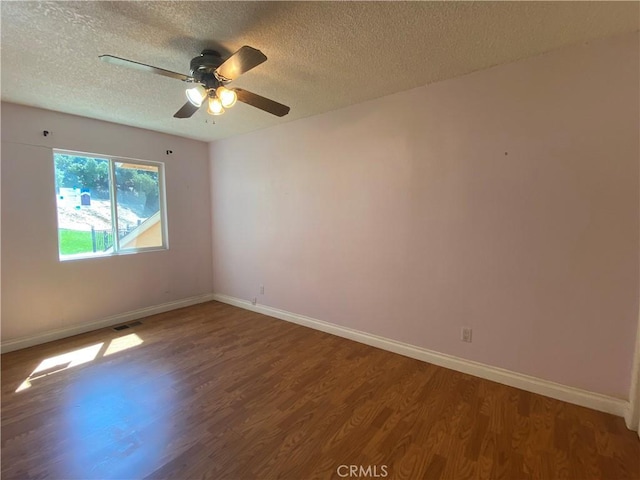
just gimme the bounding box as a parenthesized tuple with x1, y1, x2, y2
(112, 320, 143, 331)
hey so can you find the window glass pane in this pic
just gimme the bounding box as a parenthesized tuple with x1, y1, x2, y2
(54, 153, 114, 258)
(114, 162, 163, 250)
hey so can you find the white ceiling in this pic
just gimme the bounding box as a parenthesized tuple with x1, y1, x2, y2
(2, 1, 638, 142)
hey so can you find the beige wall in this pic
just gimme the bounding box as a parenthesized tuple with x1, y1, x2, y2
(210, 32, 640, 399)
(1, 103, 213, 341)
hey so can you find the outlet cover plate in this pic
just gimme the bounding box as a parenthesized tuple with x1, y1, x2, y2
(461, 327, 472, 343)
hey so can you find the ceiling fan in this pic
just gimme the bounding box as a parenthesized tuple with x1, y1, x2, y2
(99, 46, 290, 119)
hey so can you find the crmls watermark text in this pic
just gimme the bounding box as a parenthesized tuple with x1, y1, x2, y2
(336, 465, 389, 478)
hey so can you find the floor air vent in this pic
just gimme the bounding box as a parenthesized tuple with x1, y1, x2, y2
(112, 320, 142, 331)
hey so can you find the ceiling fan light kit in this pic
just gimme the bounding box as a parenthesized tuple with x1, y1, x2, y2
(100, 46, 290, 120)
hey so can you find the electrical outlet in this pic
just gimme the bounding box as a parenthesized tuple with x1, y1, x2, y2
(251, 297, 257, 305)
(260, 285, 264, 295)
(461, 327, 472, 343)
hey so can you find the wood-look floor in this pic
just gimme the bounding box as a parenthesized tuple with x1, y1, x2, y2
(2, 301, 638, 480)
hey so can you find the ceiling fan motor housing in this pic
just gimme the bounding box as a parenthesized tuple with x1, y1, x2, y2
(190, 50, 225, 88)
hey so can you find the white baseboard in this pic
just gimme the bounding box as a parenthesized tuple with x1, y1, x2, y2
(625, 406, 639, 434)
(1, 293, 216, 354)
(212, 293, 629, 418)
(624, 311, 640, 433)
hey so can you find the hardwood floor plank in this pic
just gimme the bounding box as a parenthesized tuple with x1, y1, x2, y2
(2, 301, 638, 479)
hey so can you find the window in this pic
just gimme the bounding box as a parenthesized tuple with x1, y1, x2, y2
(53, 150, 167, 260)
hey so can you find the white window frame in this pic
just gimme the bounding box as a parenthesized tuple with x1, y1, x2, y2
(53, 149, 169, 261)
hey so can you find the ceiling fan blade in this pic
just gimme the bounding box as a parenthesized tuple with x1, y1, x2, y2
(100, 55, 192, 82)
(173, 101, 200, 119)
(234, 89, 290, 117)
(215, 46, 267, 81)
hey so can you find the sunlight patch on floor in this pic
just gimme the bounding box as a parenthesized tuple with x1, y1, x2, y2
(16, 334, 144, 393)
(104, 333, 143, 356)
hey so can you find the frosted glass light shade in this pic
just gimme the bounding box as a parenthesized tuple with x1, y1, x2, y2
(216, 86, 237, 108)
(207, 97, 225, 115)
(185, 85, 206, 107)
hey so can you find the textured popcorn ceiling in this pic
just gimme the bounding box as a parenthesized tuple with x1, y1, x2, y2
(1, 1, 638, 142)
